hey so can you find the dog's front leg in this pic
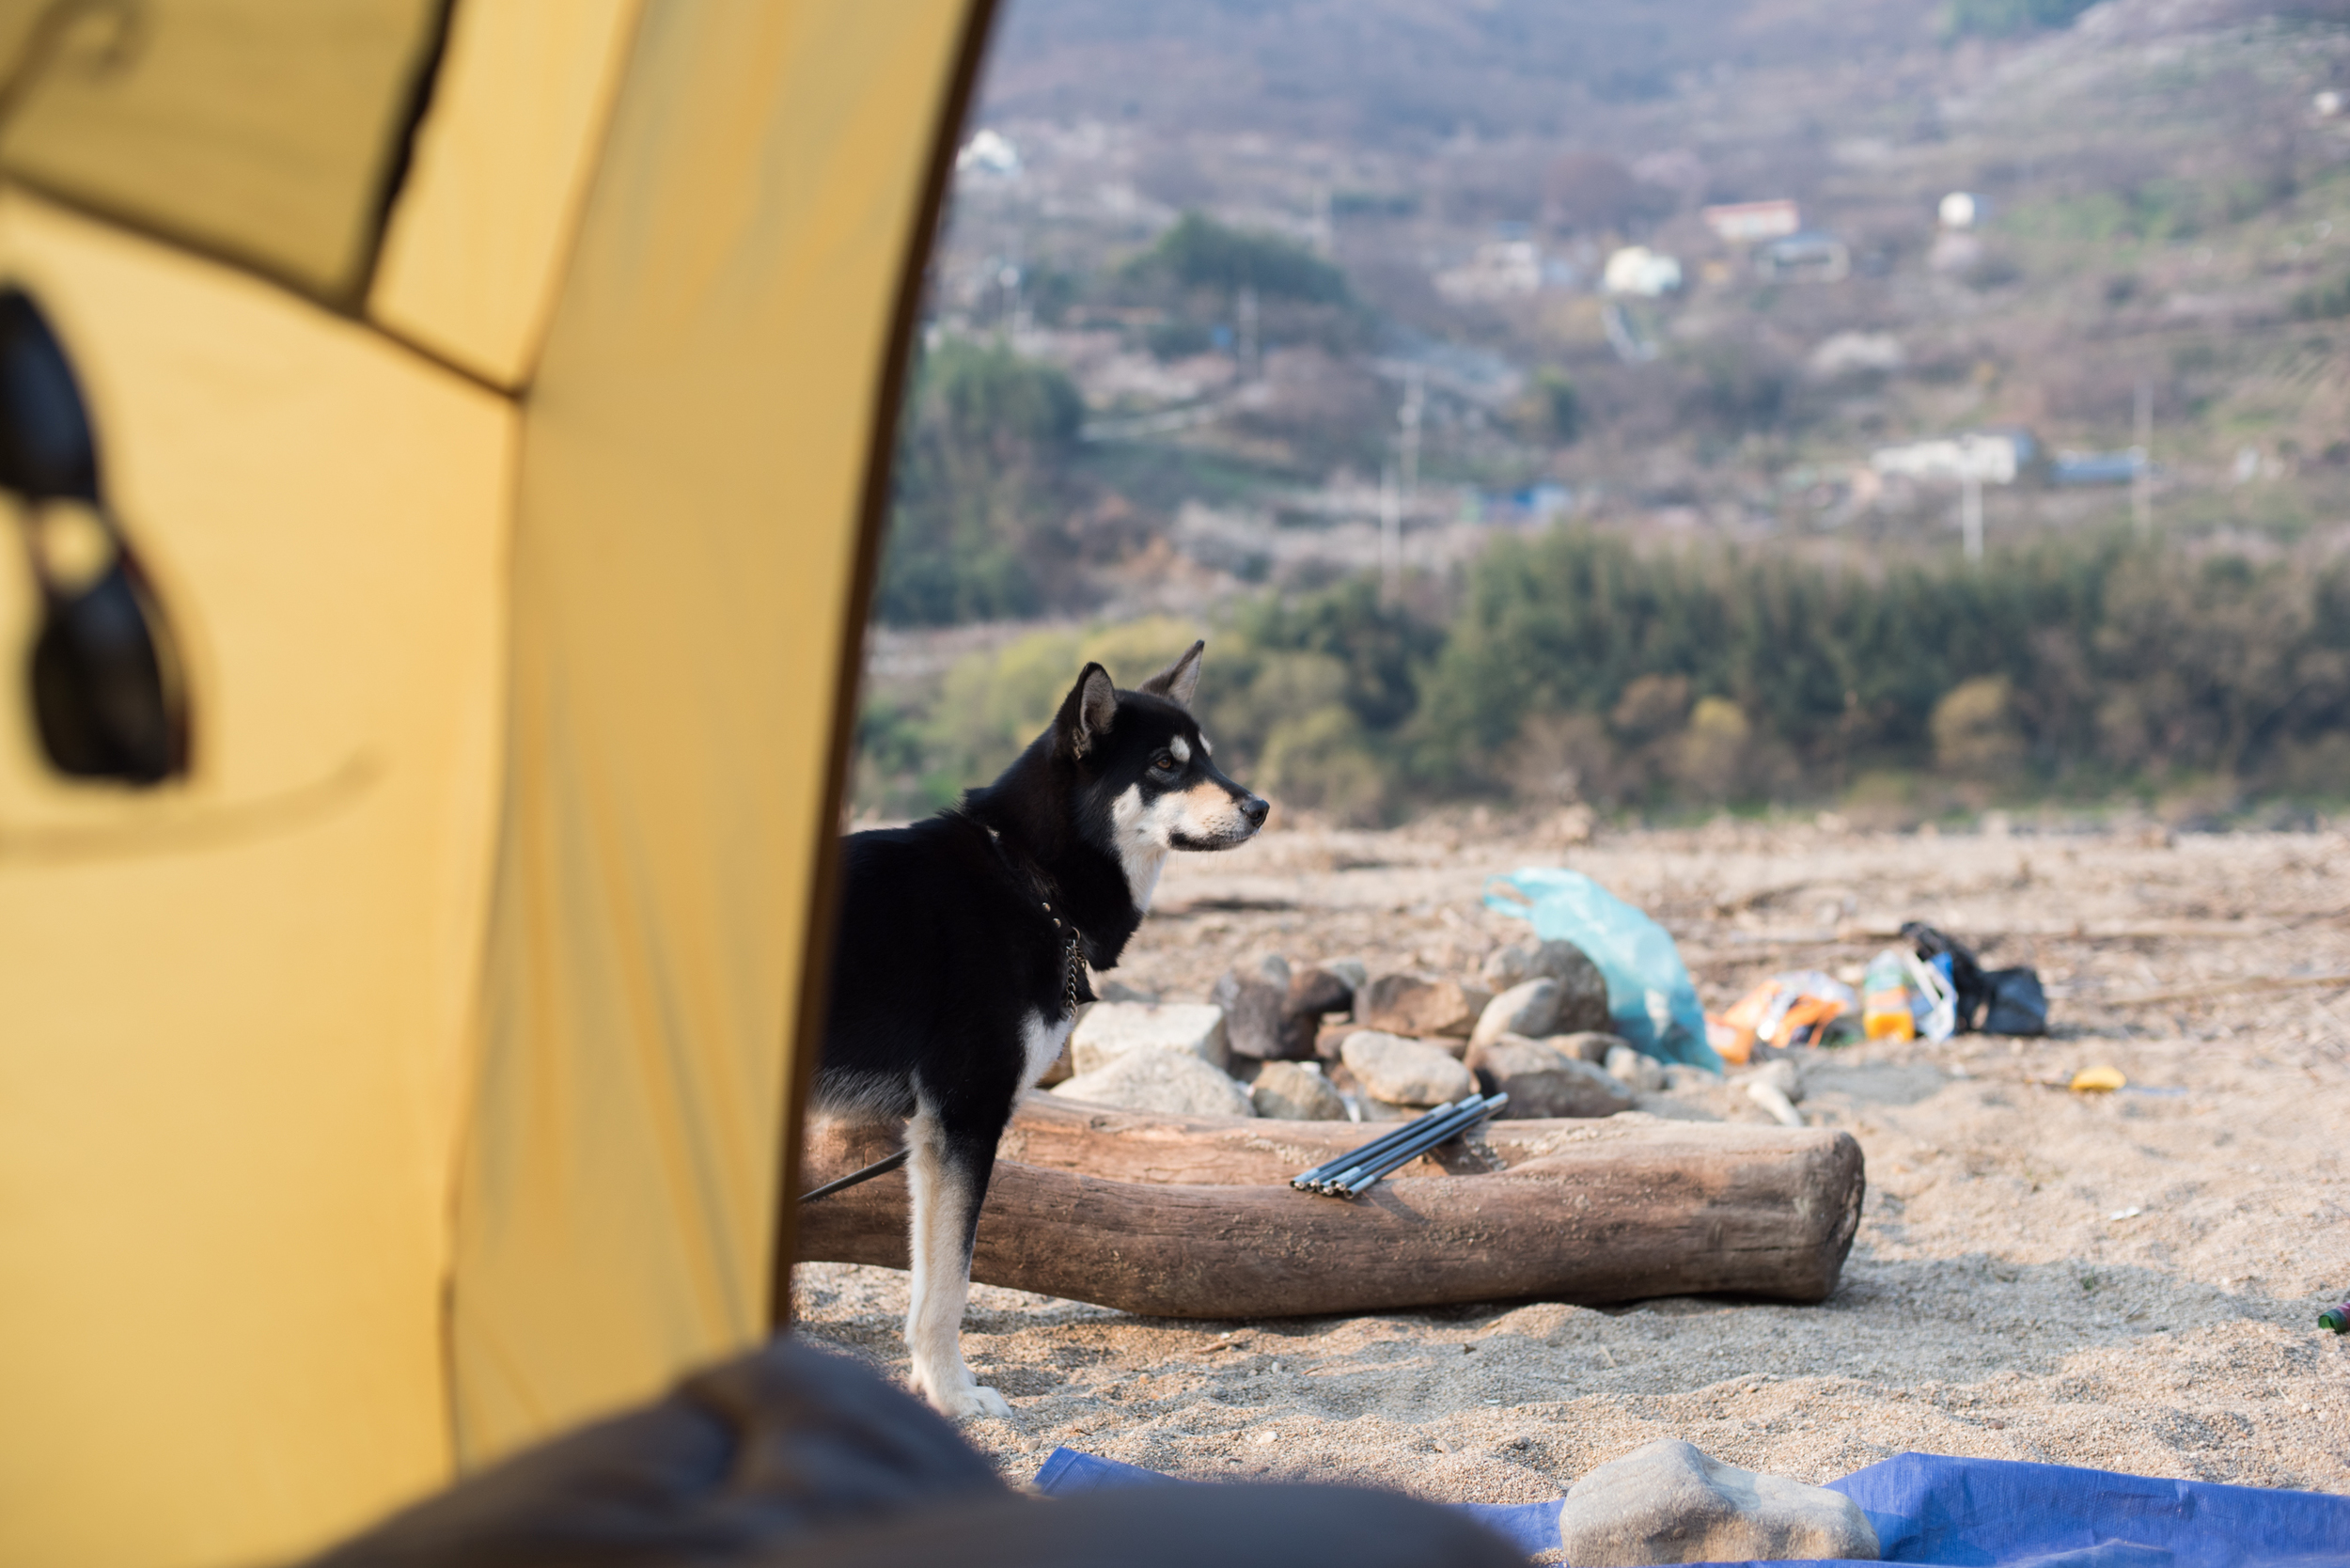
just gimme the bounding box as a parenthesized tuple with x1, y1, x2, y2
(902, 1106, 1011, 1419)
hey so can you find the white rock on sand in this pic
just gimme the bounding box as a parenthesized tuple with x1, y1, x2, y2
(1471, 979, 1562, 1047)
(1341, 1029, 1477, 1106)
(1557, 1437, 1878, 1563)
(798, 821, 2350, 1556)
(1250, 1059, 1350, 1121)
(1070, 1001, 1229, 1075)
(1052, 1048, 1253, 1118)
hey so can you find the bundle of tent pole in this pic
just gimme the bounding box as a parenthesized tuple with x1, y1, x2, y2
(1292, 1094, 1509, 1197)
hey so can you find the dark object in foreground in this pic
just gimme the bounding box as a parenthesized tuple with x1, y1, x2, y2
(0, 290, 192, 784)
(1902, 920, 2049, 1036)
(1292, 1093, 1508, 1197)
(2322, 1301, 2349, 1334)
(799, 1096, 1864, 1317)
(303, 1339, 1521, 1568)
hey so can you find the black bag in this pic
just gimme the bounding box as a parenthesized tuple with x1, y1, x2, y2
(1982, 966, 2050, 1036)
(1901, 921, 2050, 1036)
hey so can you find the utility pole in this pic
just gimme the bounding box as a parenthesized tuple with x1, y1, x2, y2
(1379, 463, 1402, 607)
(1962, 471, 1983, 563)
(997, 260, 1022, 338)
(2132, 377, 2153, 539)
(1399, 367, 1424, 505)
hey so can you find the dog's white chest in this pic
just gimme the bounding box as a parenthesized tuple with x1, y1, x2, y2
(1020, 1010, 1075, 1089)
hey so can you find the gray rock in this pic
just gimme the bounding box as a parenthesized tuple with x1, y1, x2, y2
(1214, 961, 1356, 1059)
(1355, 974, 1491, 1038)
(1289, 964, 1355, 1019)
(1212, 969, 1292, 1059)
(1480, 944, 1533, 988)
(1606, 1043, 1667, 1094)
(1557, 1439, 1879, 1564)
(1465, 1035, 1637, 1119)
(1470, 979, 1561, 1048)
(1321, 957, 1369, 992)
(1249, 1060, 1349, 1121)
(1548, 1031, 1625, 1064)
(1340, 1030, 1477, 1106)
(1528, 939, 1613, 1033)
(1052, 1048, 1255, 1119)
(1069, 1002, 1229, 1075)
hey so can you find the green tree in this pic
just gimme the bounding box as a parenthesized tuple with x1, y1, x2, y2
(1128, 213, 1351, 304)
(876, 338, 1086, 626)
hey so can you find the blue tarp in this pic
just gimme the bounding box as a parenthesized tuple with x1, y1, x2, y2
(1032, 1447, 2350, 1564)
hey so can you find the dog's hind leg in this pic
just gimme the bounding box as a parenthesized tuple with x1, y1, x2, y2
(902, 1105, 1012, 1419)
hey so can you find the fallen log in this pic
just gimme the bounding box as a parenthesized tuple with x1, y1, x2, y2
(796, 1100, 1863, 1318)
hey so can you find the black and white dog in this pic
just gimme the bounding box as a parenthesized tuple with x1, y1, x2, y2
(816, 641, 1267, 1417)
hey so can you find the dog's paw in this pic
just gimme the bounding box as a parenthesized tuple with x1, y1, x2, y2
(931, 1382, 1013, 1421)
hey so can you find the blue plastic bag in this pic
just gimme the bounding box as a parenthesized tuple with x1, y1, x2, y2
(1484, 868, 1721, 1072)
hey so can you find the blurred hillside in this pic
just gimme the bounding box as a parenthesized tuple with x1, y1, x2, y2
(859, 0, 2350, 825)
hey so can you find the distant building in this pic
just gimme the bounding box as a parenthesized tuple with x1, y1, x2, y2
(1871, 431, 2029, 484)
(1602, 245, 1682, 297)
(1938, 192, 1981, 229)
(1435, 240, 1544, 303)
(2050, 448, 2147, 486)
(1808, 331, 1905, 377)
(1753, 230, 1849, 283)
(955, 128, 1021, 178)
(1701, 199, 1801, 245)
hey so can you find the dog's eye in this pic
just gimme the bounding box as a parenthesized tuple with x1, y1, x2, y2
(1152, 750, 1178, 773)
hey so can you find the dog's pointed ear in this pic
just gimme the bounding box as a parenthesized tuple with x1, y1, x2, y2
(1137, 640, 1205, 708)
(1058, 662, 1120, 758)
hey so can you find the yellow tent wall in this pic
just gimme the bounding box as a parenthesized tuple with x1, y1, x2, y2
(0, 1, 992, 1563)
(446, 0, 990, 1466)
(0, 190, 513, 1568)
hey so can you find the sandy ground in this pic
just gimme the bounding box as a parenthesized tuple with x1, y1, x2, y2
(791, 815, 2350, 1547)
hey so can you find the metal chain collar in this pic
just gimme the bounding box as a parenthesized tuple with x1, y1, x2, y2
(983, 823, 1090, 1020)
